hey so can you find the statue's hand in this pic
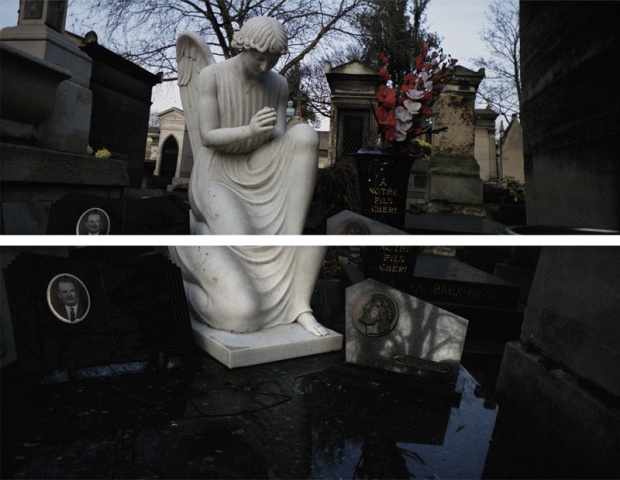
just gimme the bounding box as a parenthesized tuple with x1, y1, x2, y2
(249, 107, 277, 136)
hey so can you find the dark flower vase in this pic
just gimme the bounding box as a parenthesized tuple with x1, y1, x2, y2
(352, 148, 415, 230)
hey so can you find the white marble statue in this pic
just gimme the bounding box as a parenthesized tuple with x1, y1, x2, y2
(169, 17, 327, 337)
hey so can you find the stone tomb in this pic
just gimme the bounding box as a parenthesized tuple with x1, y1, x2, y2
(46, 192, 190, 235)
(346, 278, 468, 385)
(3, 250, 193, 376)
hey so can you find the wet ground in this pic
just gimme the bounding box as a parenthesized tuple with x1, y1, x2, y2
(1, 347, 611, 479)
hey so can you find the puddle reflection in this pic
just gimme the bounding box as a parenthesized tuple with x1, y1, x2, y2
(306, 366, 497, 479)
(2, 353, 498, 479)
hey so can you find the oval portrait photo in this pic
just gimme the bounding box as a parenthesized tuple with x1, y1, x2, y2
(76, 208, 110, 235)
(47, 274, 91, 324)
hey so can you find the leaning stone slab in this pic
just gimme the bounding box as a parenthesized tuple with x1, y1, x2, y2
(191, 319, 343, 369)
(345, 278, 468, 385)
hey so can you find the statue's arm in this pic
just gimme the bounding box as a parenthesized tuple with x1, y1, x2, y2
(198, 68, 278, 149)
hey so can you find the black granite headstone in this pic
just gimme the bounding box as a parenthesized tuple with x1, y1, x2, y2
(363, 246, 420, 292)
(46, 193, 190, 234)
(3, 250, 193, 375)
(411, 254, 521, 309)
(352, 148, 415, 230)
(353, 252, 520, 310)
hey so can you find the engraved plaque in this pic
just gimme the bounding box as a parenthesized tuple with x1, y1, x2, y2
(346, 278, 468, 384)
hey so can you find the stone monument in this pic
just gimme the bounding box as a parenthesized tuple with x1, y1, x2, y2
(494, 3, 620, 474)
(168, 18, 341, 366)
(0, 0, 161, 234)
(425, 66, 485, 216)
(0, 0, 92, 154)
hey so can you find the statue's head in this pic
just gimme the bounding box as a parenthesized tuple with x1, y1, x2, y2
(232, 16, 288, 55)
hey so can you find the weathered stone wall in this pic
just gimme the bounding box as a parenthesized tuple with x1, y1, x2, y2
(474, 108, 499, 182)
(500, 116, 524, 182)
(520, 2, 620, 229)
(495, 247, 620, 473)
(495, 7, 620, 471)
(433, 93, 476, 157)
(521, 247, 620, 396)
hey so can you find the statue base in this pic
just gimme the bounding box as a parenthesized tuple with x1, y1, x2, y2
(191, 319, 343, 368)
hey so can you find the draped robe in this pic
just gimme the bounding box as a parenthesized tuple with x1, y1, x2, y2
(169, 59, 324, 334)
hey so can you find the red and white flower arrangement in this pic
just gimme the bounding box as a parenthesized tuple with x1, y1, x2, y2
(375, 38, 457, 153)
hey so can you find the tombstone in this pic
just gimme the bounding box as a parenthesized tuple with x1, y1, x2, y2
(0, 1, 159, 234)
(3, 249, 193, 377)
(426, 66, 486, 216)
(408, 254, 520, 309)
(352, 148, 416, 229)
(343, 252, 523, 353)
(346, 278, 469, 385)
(46, 193, 190, 235)
(362, 246, 420, 292)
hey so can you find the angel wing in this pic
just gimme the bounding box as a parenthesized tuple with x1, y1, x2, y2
(176, 31, 215, 160)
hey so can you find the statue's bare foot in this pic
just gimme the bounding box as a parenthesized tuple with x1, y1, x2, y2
(297, 312, 328, 336)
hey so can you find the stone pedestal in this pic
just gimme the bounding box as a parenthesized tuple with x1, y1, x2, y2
(191, 320, 343, 369)
(425, 153, 484, 215)
(426, 66, 485, 215)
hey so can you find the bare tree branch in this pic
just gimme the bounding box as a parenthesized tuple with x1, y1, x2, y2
(472, 0, 521, 119)
(69, 0, 368, 118)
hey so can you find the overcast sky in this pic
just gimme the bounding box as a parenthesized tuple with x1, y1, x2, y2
(1, 0, 495, 113)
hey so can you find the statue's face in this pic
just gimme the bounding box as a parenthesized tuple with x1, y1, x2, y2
(241, 49, 281, 80)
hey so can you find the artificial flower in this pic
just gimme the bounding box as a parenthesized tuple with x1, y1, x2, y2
(373, 38, 456, 151)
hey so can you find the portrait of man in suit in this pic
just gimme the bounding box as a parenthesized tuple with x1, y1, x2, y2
(47, 274, 90, 323)
(76, 208, 110, 235)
